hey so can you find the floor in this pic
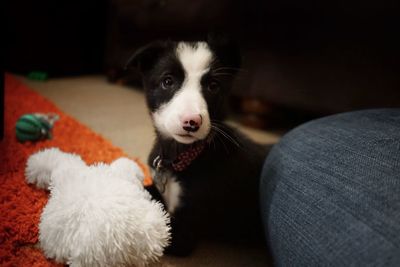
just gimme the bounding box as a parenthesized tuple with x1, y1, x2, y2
(22, 75, 280, 267)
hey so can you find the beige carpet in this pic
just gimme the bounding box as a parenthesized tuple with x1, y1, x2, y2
(22, 75, 280, 267)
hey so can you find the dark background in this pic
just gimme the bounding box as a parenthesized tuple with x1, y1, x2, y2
(4, 0, 400, 128)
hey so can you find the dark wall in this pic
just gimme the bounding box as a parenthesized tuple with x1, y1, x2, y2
(5, 0, 399, 77)
(5, 0, 108, 76)
(4, 0, 400, 113)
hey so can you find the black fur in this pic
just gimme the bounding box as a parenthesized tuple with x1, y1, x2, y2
(128, 37, 270, 256)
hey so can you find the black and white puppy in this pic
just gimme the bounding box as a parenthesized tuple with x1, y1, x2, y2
(127, 37, 270, 256)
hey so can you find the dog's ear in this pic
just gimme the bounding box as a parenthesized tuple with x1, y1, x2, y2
(207, 33, 241, 70)
(125, 41, 168, 73)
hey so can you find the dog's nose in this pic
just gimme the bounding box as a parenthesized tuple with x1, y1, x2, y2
(181, 114, 202, 132)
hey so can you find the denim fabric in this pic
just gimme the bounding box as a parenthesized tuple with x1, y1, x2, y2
(260, 109, 400, 266)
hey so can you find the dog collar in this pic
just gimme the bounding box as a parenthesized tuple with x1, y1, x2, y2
(153, 142, 205, 172)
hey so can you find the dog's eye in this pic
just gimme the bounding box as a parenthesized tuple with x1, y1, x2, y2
(161, 76, 174, 90)
(208, 80, 220, 93)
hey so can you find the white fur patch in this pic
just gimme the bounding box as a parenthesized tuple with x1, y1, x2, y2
(153, 42, 213, 144)
(162, 177, 182, 214)
(176, 42, 213, 76)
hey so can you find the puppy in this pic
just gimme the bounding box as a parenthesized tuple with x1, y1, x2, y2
(126, 36, 270, 256)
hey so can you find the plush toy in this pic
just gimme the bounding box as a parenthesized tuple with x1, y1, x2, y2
(25, 148, 170, 267)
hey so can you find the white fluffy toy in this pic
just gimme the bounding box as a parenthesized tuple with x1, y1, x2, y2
(25, 148, 170, 267)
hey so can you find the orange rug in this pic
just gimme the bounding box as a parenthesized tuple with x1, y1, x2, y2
(0, 74, 152, 266)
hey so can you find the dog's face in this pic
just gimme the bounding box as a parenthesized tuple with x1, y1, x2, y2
(127, 38, 240, 144)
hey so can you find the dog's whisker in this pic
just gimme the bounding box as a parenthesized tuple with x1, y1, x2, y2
(218, 130, 241, 148)
(211, 131, 219, 151)
(211, 126, 230, 153)
(214, 134, 228, 154)
(211, 136, 217, 151)
(211, 124, 241, 148)
(211, 122, 245, 150)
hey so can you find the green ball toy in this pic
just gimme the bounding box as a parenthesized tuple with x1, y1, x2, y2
(16, 113, 59, 142)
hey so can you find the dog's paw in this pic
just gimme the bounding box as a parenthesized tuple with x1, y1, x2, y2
(25, 148, 85, 189)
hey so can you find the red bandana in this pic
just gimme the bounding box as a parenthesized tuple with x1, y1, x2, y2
(152, 142, 205, 192)
(171, 142, 205, 171)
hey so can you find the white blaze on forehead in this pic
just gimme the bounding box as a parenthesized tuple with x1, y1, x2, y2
(176, 42, 213, 78)
(174, 42, 213, 114)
